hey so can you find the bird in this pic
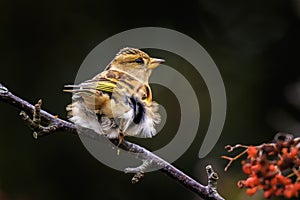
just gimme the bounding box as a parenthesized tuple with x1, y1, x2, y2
(64, 47, 164, 143)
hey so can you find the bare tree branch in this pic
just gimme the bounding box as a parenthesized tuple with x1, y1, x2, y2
(0, 83, 225, 200)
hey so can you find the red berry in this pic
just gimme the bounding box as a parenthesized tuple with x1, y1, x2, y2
(246, 187, 258, 196)
(242, 163, 252, 174)
(247, 146, 258, 158)
(264, 189, 273, 198)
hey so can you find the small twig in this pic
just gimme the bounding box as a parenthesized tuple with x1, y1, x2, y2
(33, 99, 42, 124)
(292, 167, 300, 181)
(224, 144, 249, 152)
(0, 83, 225, 200)
(124, 160, 152, 174)
(124, 160, 153, 183)
(222, 148, 248, 171)
(19, 100, 59, 139)
(222, 143, 277, 171)
(131, 172, 144, 184)
(206, 165, 223, 199)
(19, 111, 40, 131)
(286, 167, 300, 180)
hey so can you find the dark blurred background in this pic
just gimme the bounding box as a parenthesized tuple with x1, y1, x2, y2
(1, 0, 300, 199)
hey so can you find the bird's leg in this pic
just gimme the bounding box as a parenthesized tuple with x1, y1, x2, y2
(118, 119, 128, 146)
(116, 131, 124, 155)
(116, 119, 130, 154)
(118, 132, 124, 146)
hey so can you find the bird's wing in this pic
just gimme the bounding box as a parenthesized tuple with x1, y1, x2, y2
(64, 77, 117, 94)
(64, 73, 120, 118)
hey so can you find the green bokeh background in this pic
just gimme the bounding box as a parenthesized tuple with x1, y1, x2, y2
(1, 0, 300, 199)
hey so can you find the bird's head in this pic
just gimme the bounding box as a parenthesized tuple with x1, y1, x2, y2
(108, 47, 165, 82)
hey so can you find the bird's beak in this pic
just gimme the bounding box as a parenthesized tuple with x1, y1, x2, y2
(148, 58, 165, 69)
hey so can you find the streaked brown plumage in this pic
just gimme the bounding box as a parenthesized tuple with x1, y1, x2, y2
(64, 47, 164, 141)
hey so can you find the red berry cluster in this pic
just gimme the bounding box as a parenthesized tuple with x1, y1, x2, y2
(224, 133, 300, 199)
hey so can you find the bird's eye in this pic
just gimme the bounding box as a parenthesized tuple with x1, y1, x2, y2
(135, 57, 144, 64)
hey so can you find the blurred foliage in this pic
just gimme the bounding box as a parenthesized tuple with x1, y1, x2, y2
(0, 0, 300, 199)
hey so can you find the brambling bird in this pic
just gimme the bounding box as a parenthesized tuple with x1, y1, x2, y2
(64, 47, 164, 143)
